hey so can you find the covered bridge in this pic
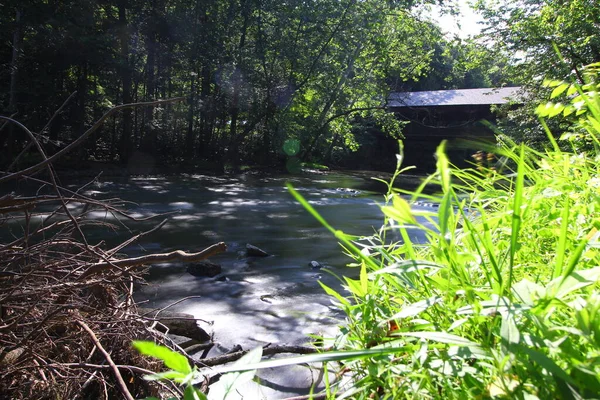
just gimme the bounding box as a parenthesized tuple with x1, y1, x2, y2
(386, 87, 522, 171)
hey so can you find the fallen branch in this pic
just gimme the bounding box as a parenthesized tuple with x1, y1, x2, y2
(80, 241, 227, 279)
(138, 308, 211, 342)
(282, 394, 328, 400)
(198, 344, 318, 367)
(77, 320, 135, 400)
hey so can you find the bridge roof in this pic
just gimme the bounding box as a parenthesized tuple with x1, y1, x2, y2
(388, 87, 522, 108)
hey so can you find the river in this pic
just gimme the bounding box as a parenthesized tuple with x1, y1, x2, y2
(3, 169, 434, 397)
(95, 170, 393, 348)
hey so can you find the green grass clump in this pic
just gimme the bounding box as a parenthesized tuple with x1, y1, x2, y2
(289, 69, 600, 399)
(132, 66, 600, 400)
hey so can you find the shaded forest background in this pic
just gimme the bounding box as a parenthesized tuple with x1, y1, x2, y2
(1, 0, 511, 173)
(2, 0, 598, 172)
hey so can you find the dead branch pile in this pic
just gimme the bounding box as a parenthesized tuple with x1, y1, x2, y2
(0, 98, 226, 399)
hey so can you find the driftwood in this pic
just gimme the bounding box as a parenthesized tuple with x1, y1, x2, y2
(138, 308, 211, 343)
(80, 242, 227, 279)
(197, 344, 318, 367)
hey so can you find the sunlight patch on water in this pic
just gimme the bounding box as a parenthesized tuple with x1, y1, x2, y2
(140, 185, 169, 193)
(266, 213, 290, 219)
(171, 214, 204, 221)
(86, 210, 117, 220)
(131, 176, 166, 181)
(168, 201, 194, 209)
(201, 230, 219, 238)
(83, 190, 106, 196)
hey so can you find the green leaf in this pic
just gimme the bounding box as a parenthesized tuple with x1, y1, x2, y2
(388, 296, 442, 320)
(550, 267, 600, 299)
(514, 344, 574, 384)
(359, 263, 368, 296)
(210, 347, 413, 375)
(512, 279, 545, 305)
(319, 281, 350, 306)
(391, 331, 482, 348)
(184, 385, 207, 400)
(536, 103, 550, 117)
(508, 145, 526, 291)
(435, 141, 451, 192)
(132, 341, 192, 374)
(562, 105, 575, 117)
(550, 83, 569, 99)
(553, 196, 571, 279)
(208, 347, 263, 400)
(500, 314, 520, 345)
(394, 195, 417, 224)
(548, 102, 564, 117)
(345, 276, 367, 298)
(143, 370, 188, 383)
(543, 79, 563, 88)
(566, 84, 578, 96)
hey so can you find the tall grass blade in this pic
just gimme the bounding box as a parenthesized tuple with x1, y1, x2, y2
(210, 347, 412, 375)
(553, 196, 571, 279)
(508, 145, 526, 293)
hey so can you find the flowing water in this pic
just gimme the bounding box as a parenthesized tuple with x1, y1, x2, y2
(4, 169, 433, 397)
(112, 170, 392, 348)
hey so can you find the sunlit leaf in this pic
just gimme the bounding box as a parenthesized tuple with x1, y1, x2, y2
(500, 314, 520, 345)
(143, 370, 188, 383)
(319, 281, 350, 306)
(210, 347, 412, 375)
(391, 331, 482, 348)
(133, 341, 192, 374)
(548, 102, 564, 117)
(184, 385, 207, 400)
(388, 296, 442, 320)
(550, 83, 569, 99)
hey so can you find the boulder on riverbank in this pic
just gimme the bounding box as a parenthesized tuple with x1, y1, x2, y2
(246, 243, 270, 257)
(187, 261, 222, 277)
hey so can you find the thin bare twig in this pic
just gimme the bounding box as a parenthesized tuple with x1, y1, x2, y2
(139, 295, 204, 318)
(77, 320, 135, 400)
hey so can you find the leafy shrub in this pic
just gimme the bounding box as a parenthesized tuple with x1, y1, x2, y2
(287, 68, 600, 399)
(134, 67, 600, 399)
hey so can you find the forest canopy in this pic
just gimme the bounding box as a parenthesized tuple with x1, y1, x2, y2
(1, 0, 509, 172)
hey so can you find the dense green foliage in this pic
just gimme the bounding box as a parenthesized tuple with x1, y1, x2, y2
(476, 0, 600, 146)
(134, 72, 600, 399)
(290, 69, 600, 398)
(1, 0, 479, 171)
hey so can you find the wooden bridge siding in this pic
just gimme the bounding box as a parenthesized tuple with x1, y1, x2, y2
(391, 105, 497, 172)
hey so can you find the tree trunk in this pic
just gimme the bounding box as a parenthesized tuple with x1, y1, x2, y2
(142, 4, 157, 154)
(8, 9, 22, 113)
(185, 72, 197, 158)
(227, 2, 250, 170)
(75, 62, 88, 160)
(2, 8, 23, 162)
(118, 0, 133, 163)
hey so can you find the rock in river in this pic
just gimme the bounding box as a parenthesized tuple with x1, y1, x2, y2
(309, 260, 323, 269)
(246, 243, 270, 257)
(187, 261, 222, 277)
